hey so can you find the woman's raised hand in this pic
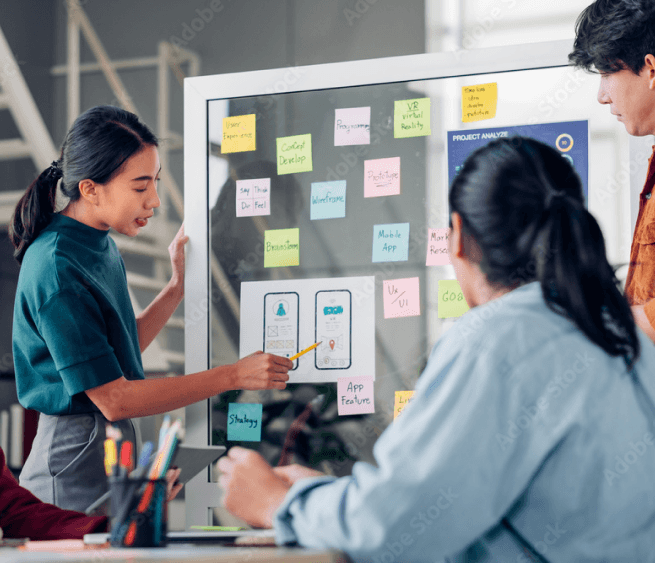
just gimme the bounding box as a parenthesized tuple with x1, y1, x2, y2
(231, 351, 293, 390)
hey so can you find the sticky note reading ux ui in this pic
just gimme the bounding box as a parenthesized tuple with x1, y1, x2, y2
(438, 279, 470, 318)
(277, 134, 313, 175)
(383, 277, 420, 319)
(236, 178, 270, 217)
(337, 376, 375, 416)
(264, 228, 300, 268)
(394, 390, 415, 419)
(221, 114, 256, 153)
(394, 97, 431, 138)
(364, 157, 401, 197)
(426, 228, 450, 266)
(373, 223, 409, 263)
(334, 107, 371, 146)
(462, 83, 498, 123)
(311, 181, 346, 220)
(227, 403, 262, 442)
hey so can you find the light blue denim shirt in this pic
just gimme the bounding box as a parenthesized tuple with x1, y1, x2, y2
(274, 282, 655, 562)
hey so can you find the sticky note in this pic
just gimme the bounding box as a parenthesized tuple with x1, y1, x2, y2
(372, 223, 409, 263)
(227, 403, 262, 441)
(337, 376, 375, 415)
(311, 181, 346, 220)
(383, 277, 420, 319)
(394, 390, 415, 419)
(334, 107, 371, 146)
(438, 279, 470, 318)
(276, 134, 313, 175)
(394, 97, 431, 138)
(364, 157, 401, 197)
(221, 114, 256, 153)
(264, 228, 300, 268)
(236, 178, 270, 217)
(426, 228, 450, 266)
(462, 83, 498, 123)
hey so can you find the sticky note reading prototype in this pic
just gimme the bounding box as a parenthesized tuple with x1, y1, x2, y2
(461, 83, 498, 123)
(394, 97, 431, 138)
(276, 134, 313, 175)
(426, 228, 450, 266)
(383, 277, 420, 319)
(221, 114, 256, 153)
(438, 279, 470, 318)
(227, 403, 262, 441)
(337, 376, 375, 416)
(372, 223, 410, 262)
(394, 390, 415, 419)
(264, 228, 300, 268)
(311, 181, 347, 220)
(364, 157, 401, 197)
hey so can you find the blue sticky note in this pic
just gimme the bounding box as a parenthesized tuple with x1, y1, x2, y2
(310, 181, 347, 220)
(372, 223, 410, 262)
(227, 403, 262, 442)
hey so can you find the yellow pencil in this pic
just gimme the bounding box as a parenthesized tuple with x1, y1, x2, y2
(289, 341, 322, 361)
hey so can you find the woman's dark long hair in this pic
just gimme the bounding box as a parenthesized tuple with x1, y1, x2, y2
(9, 105, 158, 264)
(449, 136, 640, 367)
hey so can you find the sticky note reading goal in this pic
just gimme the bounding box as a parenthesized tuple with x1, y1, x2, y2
(461, 83, 497, 123)
(438, 279, 470, 318)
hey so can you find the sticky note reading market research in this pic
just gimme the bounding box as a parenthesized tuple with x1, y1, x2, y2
(394, 97, 431, 138)
(221, 114, 256, 153)
(372, 223, 409, 262)
(334, 107, 371, 146)
(394, 390, 415, 419)
(364, 157, 401, 197)
(276, 134, 313, 175)
(426, 228, 450, 266)
(227, 403, 262, 442)
(337, 376, 375, 416)
(236, 178, 270, 217)
(264, 228, 300, 268)
(462, 83, 497, 123)
(383, 277, 420, 319)
(438, 279, 470, 318)
(311, 181, 346, 220)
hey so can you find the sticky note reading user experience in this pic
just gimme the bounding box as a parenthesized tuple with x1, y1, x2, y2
(264, 228, 300, 268)
(372, 223, 409, 263)
(276, 134, 313, 175)
(438, 279, 470, 318)
(236, 178, 270, 217)
(227, 403, 262, 441)
(221, 114, 256, 153)
(311, 181, 346, 220)
(426, 228, 450, 266)
(461, 83, 498, 123)
(383, 277, 420, 319)
(394, 97, 431, 138)
(394, 390, 415, 420)
(364, 157, 401, 198)
(337, 376, 375, 416)
(334, 107, 371, 146)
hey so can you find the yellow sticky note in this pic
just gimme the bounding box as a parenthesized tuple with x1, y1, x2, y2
(221, 114, 256, 153)
(394, 390, 415, 420)
(276, 134, 313, 175)
(461, 83, 497, 123)
(394, 97, 431, 138)
(438, 280, 470, 318)
(264, 228, 300, 268)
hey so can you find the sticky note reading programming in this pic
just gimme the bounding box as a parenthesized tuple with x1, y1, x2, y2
(462, 83, 498, 123)
(364, 157, 401, 197)
(373, 223, 410, 263)
(264, 228, 300, 268)
(394, 97, 431, 138)
(221, 114, 256, 153)
(311, 181, 346, 220)
(426, 228, 450, 266)
(335, 107, 371, 146)
(276, 134, 313, 175)
(394, 390, 415, 419)
(383, 277, 420, 319)
(438, 279, 470, 318)
(337, 376, 375, 416)
(227, 403, 262, 441)
(236, 178, 270, 217)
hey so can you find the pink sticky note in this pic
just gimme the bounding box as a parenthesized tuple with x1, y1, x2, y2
(334, 107, 371, 146)
(364, 157, 401, 197)
(236, 178, 270, 217)
(426, 228, 451, 266)
(337, 376, 375, 415)
(383, 277, 420, 319)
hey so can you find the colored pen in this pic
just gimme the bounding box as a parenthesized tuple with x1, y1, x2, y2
(103, 439, 117, 477)
(289, 341, 322, 361)
(119, 441, 133, 478)
(158, 415, 171, 450)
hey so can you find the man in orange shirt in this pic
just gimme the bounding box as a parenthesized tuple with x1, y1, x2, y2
(570, 0, 655, 344)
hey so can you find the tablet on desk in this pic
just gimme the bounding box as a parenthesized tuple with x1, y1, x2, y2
(170, 444, 226, 484)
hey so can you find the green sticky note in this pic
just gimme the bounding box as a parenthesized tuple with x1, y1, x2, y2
(264, 228, 300, 268)
(394, 97, 431, 138)
(438, 280, 470, 318)
(276, 134, 313, 175)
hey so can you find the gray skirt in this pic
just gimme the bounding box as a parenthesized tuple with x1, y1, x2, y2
(20, 412, 139, 514)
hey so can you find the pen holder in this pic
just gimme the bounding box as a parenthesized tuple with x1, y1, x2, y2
(109, 477, 167, 547)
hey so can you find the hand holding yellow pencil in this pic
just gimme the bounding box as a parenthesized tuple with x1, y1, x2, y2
(289, 341, 322, 361)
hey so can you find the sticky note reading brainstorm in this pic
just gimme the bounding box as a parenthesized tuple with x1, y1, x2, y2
(311, 181, 347, 220)
(221, 114, 256, 153)
(364, 157, 401, 197)
(276, 134, 313, 175)
(394, 97, 431, 138)
(383, 277, 420, 319)
(426, 228, 450, 266)
(264, 228, 300, 268)
(337, 376, 375, 416)
(461, 83, 498, 123)
(438, 279, 470, 318)
(236, 178, 270, 217)
(394, 390, 415, 419)
(372, 223, 410, 263)
(227, 403, 262, 441)
(334, 107, 371, 146)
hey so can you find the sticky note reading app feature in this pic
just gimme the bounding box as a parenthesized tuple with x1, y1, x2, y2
(311, 181, 346, 220)
(383, 277, 420, 319)
(394, 97, 431, 138)
(438, 279, 470, 318)
(372, 223, 409, 262)
(462, 83, 498, 123)
(334, 107, 371, 146)
(276, 134, 313, 175)
(221, 114, 256, 153)
(227, 403, 262, 442)
(337, 376, 375, 416)
(394, 390, 415, 420)
(236, 178, 270, 217)
(264, 228, 300, 268)
(426, 228, 450, 266)
(364, 157, 401, 197)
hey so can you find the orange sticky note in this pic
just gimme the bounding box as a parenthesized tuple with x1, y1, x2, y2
(461, 83, 497, 123)
(394, 390, 415, 419)
(221, 114, 256, 153)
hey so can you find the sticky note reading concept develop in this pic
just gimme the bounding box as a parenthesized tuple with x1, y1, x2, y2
(462, 83, 498, 123)
(364, 157, 401, 198)
(264, 228, 300, 268)
(337, 376, 375, 416)
(383, 277, 420, 319)
(236, 178, 270, 217)
(394, 390, 415, 419)
(311, 181, 346, 220)
(227, 403, 262, 441)
(334, 107, 371, 146)
(221, 114, 256, 153)
(394, 97, 431, 138)
(426, 228, 450, 266)
(373, 223, 410, 263)
(438, 279, 470, 318)
(276, 134, 313, 175)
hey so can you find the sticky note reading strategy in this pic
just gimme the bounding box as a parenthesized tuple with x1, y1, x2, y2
(227, 403, 262, 441)
(438, 279, 470, 318)
(277, 134, 313, 175)
(383, 277, 420, 319)
(236, 178, 270, 217)
(394, 390, 415, 419)
(372, 223, 410, 262)
(335, 107, 371, 146)
(364, 157, 401, 198)
(311, 181, 346, 220)
(462, 83, 498, 123)
(426, 228, 450, 266)
(338, 376, 375, 416)
(264, 228, 300, 268)
(221, 114, 256, 153)
(394, 97, 431, 138)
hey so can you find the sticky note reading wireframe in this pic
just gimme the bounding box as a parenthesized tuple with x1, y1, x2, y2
(227, 403, 262, 441)
(337, 376, 375, 415)
(264, 228, 300, 268)
(276, 134, 313, 175)
(383, 277, 420, 319)
(221, 114, 256, 153)
(426, 228, 450, 266)
(364, 157, 401, 197)
(394, 97, 431, 138)
(334, 107, 371, 146)
(372, 223, 409, 262)
(236, 178, 270, 217)
(462, 83, 498, 123)
(438, 279, 470, 318)
(311, 181, 346, 220)
(394, 390, 415, 419)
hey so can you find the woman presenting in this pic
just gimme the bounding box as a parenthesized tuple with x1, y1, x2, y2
(9, 105, 292, 512)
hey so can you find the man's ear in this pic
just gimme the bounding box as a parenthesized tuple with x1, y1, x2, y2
(78, 179, 99, 205)
(644, 54, 655, 90)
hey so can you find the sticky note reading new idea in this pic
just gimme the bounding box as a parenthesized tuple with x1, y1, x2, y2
(438, 279, 470, 318)
(264, 228, 300, 268)
(276, 134, 312, 175)
(462, 83, 497, 123)
(221, 114, 256, 153)
(227, 403, 262, 441)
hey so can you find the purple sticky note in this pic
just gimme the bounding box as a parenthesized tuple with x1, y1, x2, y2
(426, 228, 451, 266)
(236, 178, 270, 217)
(364, 157, 401, 197)
(334, 107, 371, 146)
(383, 277, 421, 319)
(337, 375, 375, 416)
